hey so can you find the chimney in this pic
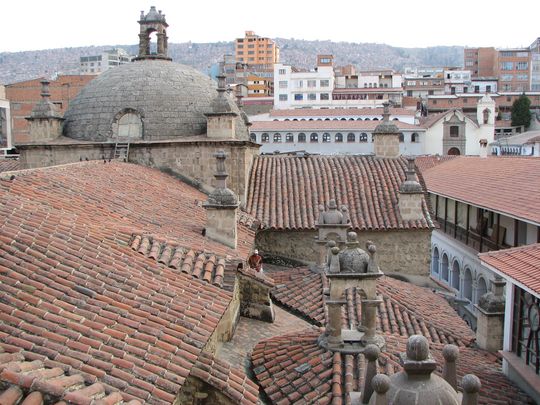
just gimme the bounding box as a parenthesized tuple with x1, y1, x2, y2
(203, 151, 239, 248)
(25, 80, 64, 142)
(205, 74, 239, 139)
(479, 138, 488, 158)
(373, 102, 400, 158)
(398, 157, 425, 221)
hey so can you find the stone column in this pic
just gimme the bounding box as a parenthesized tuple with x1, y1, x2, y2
(157, 32, 165, 55)
(362, 299, 379, 342)
(326, 301, 343, 346)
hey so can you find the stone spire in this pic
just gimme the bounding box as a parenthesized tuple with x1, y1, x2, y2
(398, 156, 425, 221)
(205, 74, 239, 139)
(26, 80, 64, 142)
(133, 7, 172, 61)
(373, 102, 400, 158)
(203, 151, 239, 248)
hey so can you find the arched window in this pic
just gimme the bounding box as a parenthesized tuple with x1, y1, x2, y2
(273, 133, 282, 143)
(250, 133, 257, 142)
(347, 133, 355, 142)
(411, 132, 419, 143)
(261, 133, 269, 143)
(349, 118, 355, 121)
(333, 118, 339, 121)
(373, 117, 379, 121)
(323, 133, 331, 143)
(451, 261, 460, 290)
(463, 268, 473, 301)
(298, 133, 306, 143)
(365, 118, 371, 121)
(310, 133, 319, 143)
(292, 118, 298, 122)
(340, 118, 347, 121)
(359, 133, 368, 142)
(432, 247, 440, 275)
(477, 277, 488, 303)
(308, 118, 314, 121)
(335, 133, 343, 143)
(114, 110, 143, 138)
(483, 108, 490, 124)
(324, 118, 331, 121)
(399, 133, 404, 143)
(441, 253, 449, 282)
(286, 133, 294, 143)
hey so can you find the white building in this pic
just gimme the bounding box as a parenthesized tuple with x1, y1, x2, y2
(421, 156, 540, 332)
(421, 94, 496, 156)
(274, 55, 335, 109)
(0, 85, 12, 150)
(444, 69, 472, 94)
(80, 48, 132, 75)
(491, 130, 540, 156)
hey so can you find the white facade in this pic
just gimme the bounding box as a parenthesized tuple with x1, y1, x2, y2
(423, 95, 496, 155)
(0, 85, 12, 150)
(80, 48, 132, 75)
(274, 63, 334, 109)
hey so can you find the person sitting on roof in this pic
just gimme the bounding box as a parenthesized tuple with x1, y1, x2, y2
(248, 249, 263, 273)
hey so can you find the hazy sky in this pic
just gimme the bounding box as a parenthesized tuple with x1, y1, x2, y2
(1, 0, 538, 53)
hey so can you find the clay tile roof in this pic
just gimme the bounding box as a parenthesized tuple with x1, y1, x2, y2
(0, 161, 256, 403)
(525, 135, 540, 144)
(190, 352, 259, 404)
(251, 330, 532, 405)
(0, 159, 20, 174)
(267, 267, 475, 346)
(422, 156, 540, 224)
(268, 108, 415, 117)
(245, 155, 434, 231)
(480, 243, 540, 295)
(414, 155, 458, 173)
(0, 346, 141, 405)
(130, 233, 232, 289)
(250, 120, 421, 131)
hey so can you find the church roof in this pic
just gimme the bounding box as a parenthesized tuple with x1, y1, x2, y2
(0, 161, 257, 404)
(253, 266, 531, 404)
(62, 60, 249, 142)
(245, 155, 434, 231)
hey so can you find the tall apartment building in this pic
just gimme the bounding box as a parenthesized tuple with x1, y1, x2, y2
(80, 48, 132, 75)
(497, 48, 531, 92)
(464, 47, 497, 78)
(235, 31, 279, 66)
(530, 38, 540, 91)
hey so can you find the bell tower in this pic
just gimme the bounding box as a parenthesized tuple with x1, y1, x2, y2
(133, 6, 172, 61)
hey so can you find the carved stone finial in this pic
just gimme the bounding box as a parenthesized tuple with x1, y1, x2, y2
(442, 344, 459, 391)
(461, 374, 481, 405)
(407, 335, 430, 361)
(329, 246, 341, 273)
(362, 344, 381, 403)
(340, 205, 350, 224)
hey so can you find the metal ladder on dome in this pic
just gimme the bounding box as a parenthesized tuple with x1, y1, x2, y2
(113, 142, 130, 161)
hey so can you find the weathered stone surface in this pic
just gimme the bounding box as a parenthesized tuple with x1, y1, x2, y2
(256, 229, 431, 276)
(63, 60, 249, 141)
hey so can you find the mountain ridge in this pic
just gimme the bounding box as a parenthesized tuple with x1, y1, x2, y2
(0, 39, 463, 85)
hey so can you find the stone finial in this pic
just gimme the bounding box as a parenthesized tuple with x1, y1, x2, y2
(478, 277, 505, 313)
(317, 204, 325, 224)
(340, 205, 350, 224)
(370, 374, 391, 405)
(382, 101, 391, 122)
(461, 374, 481, 405)
(329, 246, 341, 273)
(373, 102, 400, 158)
(401, 335, 437, 375)
(442, 344, 459, 391)
(321, 199, 343, 224)
(367, 242, 378, 273)
(362, 344, 381, 404)
(339, 232, 369, 273)
(400, 157, 422, 194)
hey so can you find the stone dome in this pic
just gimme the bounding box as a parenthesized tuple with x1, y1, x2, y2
(62, 60, 249, 141)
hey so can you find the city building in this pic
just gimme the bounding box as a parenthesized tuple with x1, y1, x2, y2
(80, 48, 132, 74)
(530, 38, 540, 91)
(444, 69, 472, 94)
(464, 47, 498, 78)
(490, 130, 540, 156)
(498, 47, 531, 92)
(235, 30, 279, 66)
(274, 55, 335, 109)
(0, 85, 12, 150)
(5, 74, 96, 143)
(421, 156, 540, 332)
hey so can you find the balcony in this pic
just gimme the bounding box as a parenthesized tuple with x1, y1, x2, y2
(436, 217, 509, 253)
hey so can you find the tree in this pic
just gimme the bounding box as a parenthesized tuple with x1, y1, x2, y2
(511, 94, 532, 128)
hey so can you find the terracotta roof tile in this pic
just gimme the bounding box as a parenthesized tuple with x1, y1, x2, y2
(269, 108, 415, 118)
(414, 155, 458, 173)
(246, 155, 434, 231)
(0, 346, 141, 405)
(250, 120, 421, 131)
(422, 156, 540, 224)
(252, 330, 532, 405)
(0, 159, 20, 174)
(267, 268, 475, 346)
(480, 243, 540, 294)
(0, 161, 256, 403)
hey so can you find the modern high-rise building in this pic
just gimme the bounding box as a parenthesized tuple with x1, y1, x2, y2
(80, 48, 132, 75)
(235, 31, 279, 66)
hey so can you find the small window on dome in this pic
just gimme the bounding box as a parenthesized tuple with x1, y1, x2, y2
(114, 111, 143, 138)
